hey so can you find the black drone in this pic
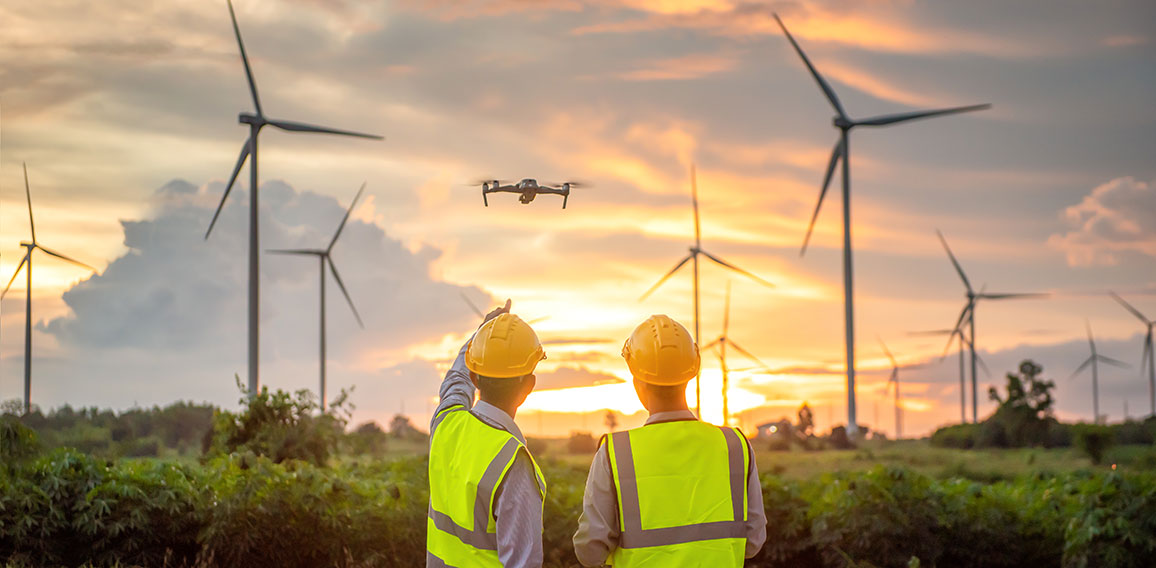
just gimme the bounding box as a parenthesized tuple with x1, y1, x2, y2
(475, 178, 585, 209)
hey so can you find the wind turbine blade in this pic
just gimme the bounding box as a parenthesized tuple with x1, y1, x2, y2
(460, 293, 485, 319)
(227, 0, 263, 117)
(854, 104, 991, 127)
(800, 139, 842, 257)
(206, 138, 251, 239)
(1086, 319, 1095, 353)
(1142, 332, 1152, 375)
(36, 245, 96, 272)
(726, 339, 768, 369)
(639, 254, 693, 301)
(699, 250, 775, 288)
(942, 302, 972, 356)
(771, 13, 848, 120)
(978, 292, 1049, 300)
(876, 336, 897, 368)
(329, 182, 366, 252)
(1097, 355, 1130, 369)
(527, 316, 550, 325)
(266, 248, 321, 256)
(936, 230, 972, 292)
(975, 353, 992, 377)
(266, 119, 383, 140)
(1109, 291, 1150, 323)
(23, 163, 36, 244)
(890, 368, 899, 384)
(702, 338, 722, 351)
(1069, 357, 1094, 380)
(2, 254, 29, 299)
(691, 164, 701, 248)
(328, 259, 364, 328)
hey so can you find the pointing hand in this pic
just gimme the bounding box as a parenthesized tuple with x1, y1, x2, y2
(483, 299, 512, 324)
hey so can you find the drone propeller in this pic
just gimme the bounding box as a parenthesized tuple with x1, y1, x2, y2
(548, 181, 589, 188)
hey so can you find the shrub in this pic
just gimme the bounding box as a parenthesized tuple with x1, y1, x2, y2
(1073, 424, 1115, 465)
(0, 416, 39, 465)
(930, 423, 977, 449)
(203, 380, 350, 466)
(1063, 472, 1156, 567)
(566, 431, 598, 454)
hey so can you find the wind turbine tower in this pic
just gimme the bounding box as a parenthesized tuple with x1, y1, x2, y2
(640, 164, 774, 417)
(2, 164, 96, 414)
(267, 184, 367, 410)
(1070, 321, 1128, 425)
(773, 14, 990, 434)
(1110, 292, 1155, 416)
(205, 0, 383, 396)
(703, 282, 768, 425)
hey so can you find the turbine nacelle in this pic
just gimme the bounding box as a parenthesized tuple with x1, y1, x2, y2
(833, 117, 854, 129)
(239, 112, 264, 125)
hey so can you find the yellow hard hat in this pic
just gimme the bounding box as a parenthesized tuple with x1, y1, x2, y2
(466, 313, 546, 378)
(622, 315, 700, 385)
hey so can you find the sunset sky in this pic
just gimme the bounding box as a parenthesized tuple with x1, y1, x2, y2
(1, 0, 1154, 438)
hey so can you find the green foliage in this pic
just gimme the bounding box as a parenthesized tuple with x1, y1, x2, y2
(1073, 424, 1116, 465)
(1063, 472, 1156, 567)
(0, 417, 39, 465)
(2, 449, 1155, 567)
(203, 380, 351, 466)
(347, 421, 390, 457)
(929, 423, 978, 449)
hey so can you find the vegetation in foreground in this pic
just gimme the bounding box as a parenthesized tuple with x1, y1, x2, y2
(2, 359, 1155, 567)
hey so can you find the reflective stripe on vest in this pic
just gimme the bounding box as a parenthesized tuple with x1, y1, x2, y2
(426, 407, 546, 568)
(607, 421, 749, 566)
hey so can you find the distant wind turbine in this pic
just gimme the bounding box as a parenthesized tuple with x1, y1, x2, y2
(205, 0, 383, 396)
(909, 328, 968, 423)
(1109, 292, 1155, 416)
(773, 13, 990, 434)
(938, 230, 1045, 422)
(702, 282, 768, 426)
(2, 163, 97, 414)
(1070, 321, 1128, 424)
(267, 184, 366, 410)
(876, 337, 925, 440)
(639, 164, 775, 417)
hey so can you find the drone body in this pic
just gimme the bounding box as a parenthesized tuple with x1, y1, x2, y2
(478, 178, 582, 208)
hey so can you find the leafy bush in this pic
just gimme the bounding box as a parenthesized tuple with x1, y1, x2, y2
(1073, 424, 1116, 465)
(1063, 472, 1156, 567)
(0, 416, 39, 465)
(930, 423, 977, 449)
(203, 380, 350, 466)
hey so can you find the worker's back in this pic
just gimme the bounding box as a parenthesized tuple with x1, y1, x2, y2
(604, 419, 751, 567)
(427, 406, 546, 567)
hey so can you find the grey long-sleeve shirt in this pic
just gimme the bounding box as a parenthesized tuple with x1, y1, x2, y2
(429, 339, 544, 568)
(572, 410, 767, 567)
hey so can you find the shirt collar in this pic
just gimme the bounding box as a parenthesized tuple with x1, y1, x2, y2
(645, 409, 697, 425)
(472, 400, 527, 445)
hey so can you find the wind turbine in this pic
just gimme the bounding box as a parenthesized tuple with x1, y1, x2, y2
(773, 14, 990, 434)
(266, 184, 366, 410)
(938, 230, 1045, 422)
(702, 281, 768, 426)
(2, 164, 97, 414)
(909, 328, 968, 423)
(876, 337, 926, 440)
(1070, 321, 1128, 424)
(1109, 292, 1155, 416)
(205, 0, 383, 396)
(639, 164, 775, 416)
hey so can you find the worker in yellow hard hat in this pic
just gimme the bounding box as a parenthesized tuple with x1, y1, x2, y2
(427, 299, 549, 568)
(573, 314, 767, 567)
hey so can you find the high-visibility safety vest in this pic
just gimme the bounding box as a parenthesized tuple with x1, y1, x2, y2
(427, 406, 546, 568)
(605, 420, 751, 567)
